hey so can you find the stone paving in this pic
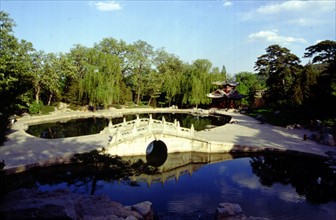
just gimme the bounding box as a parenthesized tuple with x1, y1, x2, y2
(1, 108, 335, 173)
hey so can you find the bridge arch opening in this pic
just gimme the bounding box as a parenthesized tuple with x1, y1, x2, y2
(146, 140, 168, 167)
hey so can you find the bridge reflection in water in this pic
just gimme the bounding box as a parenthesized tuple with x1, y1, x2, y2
(123, 152, 236, 187)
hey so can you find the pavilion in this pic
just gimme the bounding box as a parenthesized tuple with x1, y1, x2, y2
(207, 81, 244, 108)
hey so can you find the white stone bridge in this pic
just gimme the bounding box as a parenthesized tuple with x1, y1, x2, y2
(105, 114, 228, 156)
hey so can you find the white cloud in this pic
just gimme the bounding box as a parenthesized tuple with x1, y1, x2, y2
(248, 29, 307, 45)
(242, 1, 334, 21)
(223, 1, 233, 7)
(255, 1, 306, 14)
(91, 1, 122, 11)
(231, 173, 262, 190)
(278, 191, 305, 203)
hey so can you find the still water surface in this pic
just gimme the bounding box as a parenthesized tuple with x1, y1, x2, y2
(4, 151, 336, 219)
(26, 113, 231, 138)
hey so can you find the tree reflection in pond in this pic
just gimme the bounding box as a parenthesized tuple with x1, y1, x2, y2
(2, 151, 336, 219)
(250, 152, 336, 204)
(1, 150, 158, 196)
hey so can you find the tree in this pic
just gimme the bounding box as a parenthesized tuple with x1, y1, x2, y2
(94, 37, 132, 76)
(304, 40, 336, 64)
(127, 40, 154, 105)
(220, 65, 227, 80)
(79, 49, 123, 108)
(42, 53, 64, 105)
(143, 70, 164, 107)
(186, 59, 213, 108)
(255, 45, 302, 108)
(62, 45, 91, 105)
(303, 40, 336, 115)
(156, 51, 184, 106)
(235, 72, 265, 106)
(30, 50, 44, 104)
(0, 11, 35, 110)
(0, 11, 35, 144)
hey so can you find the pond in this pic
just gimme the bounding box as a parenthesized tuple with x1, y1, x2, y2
(26, 113, 231, 139)
(2, 151, 336, 219)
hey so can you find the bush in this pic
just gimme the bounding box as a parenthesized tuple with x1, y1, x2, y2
(29, 101, 44, 114)
(28, 101, 55, 115)
(40, 105, 55, 115)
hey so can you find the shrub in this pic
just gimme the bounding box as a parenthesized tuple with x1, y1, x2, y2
(40, 105, 55, 115)
(29, 101, 44, 115)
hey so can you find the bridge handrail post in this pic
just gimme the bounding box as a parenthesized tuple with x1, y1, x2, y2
(162, 116, 166, 132)
(149, 114, 153, 124)
(148, 114, 153, 132)
(190, 124, 195, 137)
(114, 128, 120, 143)
(136, 114, 140, 127)
(176, 121, 181, 134)
(123, 117, 127, 126)
(132, 124, 137, 135)
(108, 119, 114, 133)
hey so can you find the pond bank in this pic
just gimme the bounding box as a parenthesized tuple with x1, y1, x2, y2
(1, 107, 336, 174)
(0, 188, 269, 220)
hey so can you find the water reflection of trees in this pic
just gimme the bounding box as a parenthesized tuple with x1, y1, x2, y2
(2, 150, 158, 196)
(27, 118, 109, 138)
(147, 113, 231, 131)
(249, 152, 336, 204)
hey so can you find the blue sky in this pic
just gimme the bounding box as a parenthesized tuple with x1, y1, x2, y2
(1, 0, 335, 74)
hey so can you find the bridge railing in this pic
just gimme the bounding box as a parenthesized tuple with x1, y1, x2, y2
(108, 114, 195, 144)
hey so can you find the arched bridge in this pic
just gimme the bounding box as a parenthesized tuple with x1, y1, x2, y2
(105, 114, 229, 157)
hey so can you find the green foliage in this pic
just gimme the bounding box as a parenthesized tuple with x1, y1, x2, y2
(29, 101, 44, 115)
(304, 40, 336, 64)
(40, 105, 55, 115)
(1, 11, 336, 136)
(255, 44, 302, 108)
(186, 59, 213, 108)
(28, 100, 55, 115)
(79, 49, 126, 108)
(0, 11, 35, 112)
(235, 72, 266, 106)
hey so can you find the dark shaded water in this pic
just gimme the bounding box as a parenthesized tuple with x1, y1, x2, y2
(26, 113, 231, 138)
(2, 151, 336, 219)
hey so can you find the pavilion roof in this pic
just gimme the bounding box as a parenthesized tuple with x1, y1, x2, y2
(212, 81, 240, 87)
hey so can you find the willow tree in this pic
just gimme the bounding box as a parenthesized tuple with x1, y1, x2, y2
(63, 45, 91, 105)
(156, 51, 184, 106)
(79, 49, 122, 108)
(183, 59, 213, 108)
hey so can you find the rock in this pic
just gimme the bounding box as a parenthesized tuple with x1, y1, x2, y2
(131, 201, 153, 220)
(247, 217, 270, 220)
(74, 195, 135, 219)
(0, 189, 151, 220)
(217, 203, 245, 219)
(323, 134, 335, 146)
(216, 203, 269, 220)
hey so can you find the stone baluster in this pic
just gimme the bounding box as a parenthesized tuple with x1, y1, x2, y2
(108, 119, 113, 133)
(148, 115, 152, 132)
(123, 117, 127, 126)
(162, 116, 166, 131)
(135, 114, 140, 127)
(176, 121, 181, 134)
(132, 124, 137, 135)
(115, 128, 121, 142)
(190, 124, 194, 137)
